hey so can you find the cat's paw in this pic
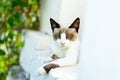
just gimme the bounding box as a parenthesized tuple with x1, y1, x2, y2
(38, 67, 46, 75)
(38, 64, 59, 75)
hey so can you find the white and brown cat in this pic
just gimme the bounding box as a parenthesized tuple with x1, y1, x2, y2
(38, 18, 80, 74)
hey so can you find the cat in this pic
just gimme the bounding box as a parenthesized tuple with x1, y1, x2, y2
(38, 17, 80, 75)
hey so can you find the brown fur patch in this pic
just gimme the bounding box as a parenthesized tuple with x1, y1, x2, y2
(44, 64, 59, 73)
(53, 28, 78, 41)
(51, 54, 59, 59)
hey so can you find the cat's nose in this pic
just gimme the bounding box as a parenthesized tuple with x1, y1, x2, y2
(61, 42, 65, 46)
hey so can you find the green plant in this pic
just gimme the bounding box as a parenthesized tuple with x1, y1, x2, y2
(0, 0, 40, 80)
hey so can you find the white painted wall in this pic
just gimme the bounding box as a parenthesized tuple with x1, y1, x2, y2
(79, 0, 120, 80)
(40, 0, 61, 35)
(39, 0, 84, 35)
(59, 0, 84, 26)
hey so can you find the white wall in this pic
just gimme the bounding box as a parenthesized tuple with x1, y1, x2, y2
(40, 0, 61, 35)
(39, 0, 83, 35)
(59, 0, 84, 26)
(79, 0, 120, 80)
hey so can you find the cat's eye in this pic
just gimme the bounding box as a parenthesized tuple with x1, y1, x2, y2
(66, 34, 75, 41)
(66, 34, 72, 39)
(53, 33, 60, 39)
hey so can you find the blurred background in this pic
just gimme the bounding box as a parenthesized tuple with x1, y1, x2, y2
(0, 0, 40, 80)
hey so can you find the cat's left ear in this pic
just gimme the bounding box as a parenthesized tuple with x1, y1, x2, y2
(50, 18, 60, 32)
(69, 18, 80, 32)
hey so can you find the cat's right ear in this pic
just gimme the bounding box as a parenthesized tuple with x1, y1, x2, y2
(50, 18, 60, 32)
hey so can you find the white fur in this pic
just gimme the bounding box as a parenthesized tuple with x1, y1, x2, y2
(38, 67, 46, 75)
(43, 57, 54, 63)
(39, 32, 79, 74)
(50, 33, 79, 66)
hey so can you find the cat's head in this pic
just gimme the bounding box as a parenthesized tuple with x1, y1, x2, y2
(50, 18, 80, 48)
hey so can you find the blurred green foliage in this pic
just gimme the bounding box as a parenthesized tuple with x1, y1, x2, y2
(0, 0, 40, 80)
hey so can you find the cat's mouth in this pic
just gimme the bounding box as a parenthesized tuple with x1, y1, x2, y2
(61, 45, 65, 47)
(60, 45, 67, 48)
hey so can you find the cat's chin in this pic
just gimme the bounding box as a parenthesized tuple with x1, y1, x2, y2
(60, 45, 68, 49)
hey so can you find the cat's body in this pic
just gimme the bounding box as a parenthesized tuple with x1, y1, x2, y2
(38, 18, 80, 75)
(50, 34, 79, 66)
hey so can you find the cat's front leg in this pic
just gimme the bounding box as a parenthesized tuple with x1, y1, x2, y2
(38, 63, 59, 75)
(43, 57, 53, 63)
(44, 54, 59, 63)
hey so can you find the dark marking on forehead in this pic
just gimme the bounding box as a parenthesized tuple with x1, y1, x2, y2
(53, 28, 78, 41)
